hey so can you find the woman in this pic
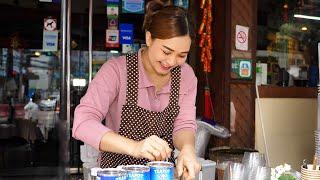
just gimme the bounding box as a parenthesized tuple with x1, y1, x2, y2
(72, 0, 200, 179)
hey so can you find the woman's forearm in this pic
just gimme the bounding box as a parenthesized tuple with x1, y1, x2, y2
(99, 132, 172, 161)
(99, 131, 136, 156)
(173, 129, 196, 151)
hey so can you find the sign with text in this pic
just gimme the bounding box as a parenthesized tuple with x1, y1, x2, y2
(119, 23, 134, 44)
(108, 18, 118, 30)
(235, 25, 249, 51)
(122, 0, 144, 14)
(174, 0, 189, 9)
(42, 30, 58, 51)
(106, 29, 119, 48)
(107, 4, 119, 18)
(104, 0, 119, 3)
(231, 58, 252, 79)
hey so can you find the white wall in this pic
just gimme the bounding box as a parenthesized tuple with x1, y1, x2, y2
(255, 98, 317, 170)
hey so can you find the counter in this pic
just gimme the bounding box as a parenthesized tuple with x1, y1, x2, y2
(255, 86, 317, 170)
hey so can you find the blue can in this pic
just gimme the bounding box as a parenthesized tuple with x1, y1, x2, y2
(123, 165, 150, 180)
(147, 161, 174, 180)
(97, 168, 127, 180)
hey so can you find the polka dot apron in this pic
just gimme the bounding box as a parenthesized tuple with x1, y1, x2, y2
(100, 53, 181, 168)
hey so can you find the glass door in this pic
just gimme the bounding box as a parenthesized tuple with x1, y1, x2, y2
(68, 0, 146, 178)
(0, 0, 63, 178)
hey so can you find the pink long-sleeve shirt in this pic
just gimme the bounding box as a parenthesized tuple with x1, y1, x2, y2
(72, 49, 197, 150)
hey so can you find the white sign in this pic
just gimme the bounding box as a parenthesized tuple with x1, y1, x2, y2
(13, 50, 21, 73)
(43, 30, 58, 51)
(72, 78, 86, 87)
(122, 44, 133, 53)
(235, 25, 249, 51)
(106, 29, 119, 48)
(44, 18, 57, 31)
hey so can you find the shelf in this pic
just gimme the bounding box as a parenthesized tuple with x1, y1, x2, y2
(257, 85, 317, 98)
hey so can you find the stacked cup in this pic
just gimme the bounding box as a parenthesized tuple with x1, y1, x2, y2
(242, 152, 267, 168)
(246, 166, 271, 180)
(242, 152, 270, 180)
(315, 130, 320, 164)
(223, 162, 247, 180)
(301, 164, 320, 180)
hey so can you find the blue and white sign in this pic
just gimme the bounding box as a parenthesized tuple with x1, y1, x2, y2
(43, 30, 58, 51)
(122, 0, 144, 14)
(107, 4, 119, 18)
(174, 0, 189, 9)
(12, 50, 21, 74)
(119, 23, 134, 44)
(0, 48, 7, 77)
(104, 0, 119, 3)
(239, 61, 252, 78)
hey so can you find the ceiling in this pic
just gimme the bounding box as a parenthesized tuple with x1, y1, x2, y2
(0, 0, 145, 49)
(0, 0, 107, 14)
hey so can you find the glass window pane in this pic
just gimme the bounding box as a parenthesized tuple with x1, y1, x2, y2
(257, 0, 320, 87)
(0, 1, 62, 178)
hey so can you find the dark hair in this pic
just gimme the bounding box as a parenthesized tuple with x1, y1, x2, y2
(143, 0, 194, 40)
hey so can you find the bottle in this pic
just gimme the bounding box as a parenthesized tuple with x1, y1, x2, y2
(90, 167, 101, 180)
(256, 62, 262, 85)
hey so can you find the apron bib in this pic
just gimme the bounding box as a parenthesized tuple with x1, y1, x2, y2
(100, 53, 181, 168)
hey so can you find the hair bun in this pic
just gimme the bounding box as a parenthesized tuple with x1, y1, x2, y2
(146, 0, 170, 15)
(143, 0, 171, 31)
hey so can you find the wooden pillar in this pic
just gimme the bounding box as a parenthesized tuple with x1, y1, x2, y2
(202, 0, 257, 150)
(228, 0, 257, 148)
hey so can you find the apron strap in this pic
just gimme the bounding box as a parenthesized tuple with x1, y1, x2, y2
(169, 66, 181, 107)
(125, 53, 182, 107)
(125, 53, 139, 105)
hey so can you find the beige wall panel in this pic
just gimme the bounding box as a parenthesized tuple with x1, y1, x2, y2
(255, 98, 316, 170)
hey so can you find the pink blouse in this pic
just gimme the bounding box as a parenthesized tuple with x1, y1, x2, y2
(72, 49, 197, 150)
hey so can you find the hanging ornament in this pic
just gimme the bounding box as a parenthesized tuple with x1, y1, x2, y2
(198, 0, 215, 121)
(198, 0, 213, 73)
(203, 86, 214, 120)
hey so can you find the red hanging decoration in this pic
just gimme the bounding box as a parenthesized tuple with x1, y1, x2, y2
(198, 0, 215, 120)
(199, 0, 213, 73)
(203, 87, 213, 120)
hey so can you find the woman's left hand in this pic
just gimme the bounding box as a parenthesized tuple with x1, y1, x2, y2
(176, 145, 201, 180)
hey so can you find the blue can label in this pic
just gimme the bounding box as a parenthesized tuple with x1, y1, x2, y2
(127, 171, 150, 180)
(150, 167, 173, 180)
(98, 169, 127, 180)
(99, 176, 126, 180)
(122, 165, 150, 180)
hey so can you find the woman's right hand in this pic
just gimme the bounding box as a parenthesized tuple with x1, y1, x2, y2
(131, 135, 172, 161)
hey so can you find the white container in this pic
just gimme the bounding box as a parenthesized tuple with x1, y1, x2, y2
(91, 167, 102, 180)
(196, 158, 216, 180)
(82, 162, 98, 180)
(196, 120, 231, 158)
(80, 144, 99, 163)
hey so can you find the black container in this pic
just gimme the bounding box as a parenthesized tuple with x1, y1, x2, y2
(294, 79, 308, 87)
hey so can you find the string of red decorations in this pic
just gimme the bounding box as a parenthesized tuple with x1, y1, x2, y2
(199, 0, 213, 73)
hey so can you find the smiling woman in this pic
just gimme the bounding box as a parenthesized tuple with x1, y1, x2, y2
(72, 0, 201, 179)
(142, 35, 191, 77)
